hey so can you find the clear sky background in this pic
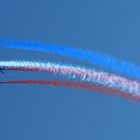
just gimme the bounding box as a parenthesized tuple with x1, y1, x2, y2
(0, 0, 140, 140)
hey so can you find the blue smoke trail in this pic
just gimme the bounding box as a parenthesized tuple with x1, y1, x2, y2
(0, 38, 140, 80)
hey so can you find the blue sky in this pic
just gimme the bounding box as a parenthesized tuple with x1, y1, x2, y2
(0, 0, 140, 140)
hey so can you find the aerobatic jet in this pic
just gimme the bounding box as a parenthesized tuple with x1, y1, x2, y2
(0, 67, 5, 74)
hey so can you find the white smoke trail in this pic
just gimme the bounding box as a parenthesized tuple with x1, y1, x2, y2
(0, 60, 140, 96)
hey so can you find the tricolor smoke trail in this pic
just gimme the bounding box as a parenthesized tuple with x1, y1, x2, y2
(0, 38, 140, 80)
(1, 80, 140, 102)
(1, 60, 140, 98)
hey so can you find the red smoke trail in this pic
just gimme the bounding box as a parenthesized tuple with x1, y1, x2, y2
(1, 79, 140, 102)
(5, 67, 52, 72)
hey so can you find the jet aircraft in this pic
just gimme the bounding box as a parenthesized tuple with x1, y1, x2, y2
(0, 67, 5, 74)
